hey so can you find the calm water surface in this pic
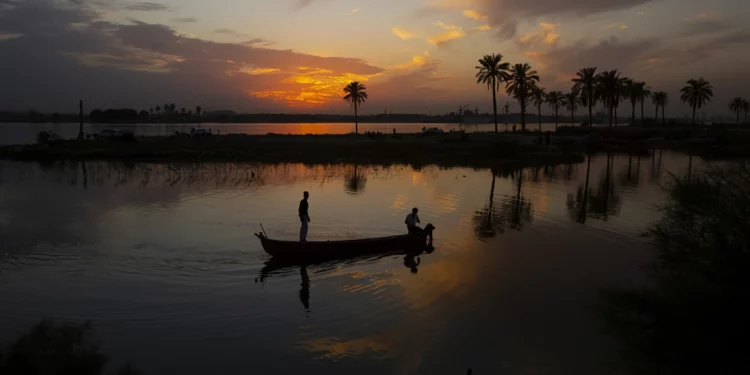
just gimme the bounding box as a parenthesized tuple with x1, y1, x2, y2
(0, 152, 701, 374)
(1, 122, 588, 145)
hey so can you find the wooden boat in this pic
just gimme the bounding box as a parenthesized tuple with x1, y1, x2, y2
(255, 224, 434, 260)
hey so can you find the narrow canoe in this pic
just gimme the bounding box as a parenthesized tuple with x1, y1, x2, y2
(255, 224, 434, 260)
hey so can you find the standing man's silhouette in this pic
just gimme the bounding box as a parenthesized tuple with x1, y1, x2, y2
(299, 191, 311, 241)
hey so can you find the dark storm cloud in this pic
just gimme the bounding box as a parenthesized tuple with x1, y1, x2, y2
(0, 0, 384, 112)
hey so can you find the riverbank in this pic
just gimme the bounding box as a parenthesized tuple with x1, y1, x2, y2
(0, 133, 585, 168)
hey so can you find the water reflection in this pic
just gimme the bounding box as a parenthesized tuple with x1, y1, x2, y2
(567, 153, 622, 223)
(473, 168, 534, 239)
(344, 164, 367, 195)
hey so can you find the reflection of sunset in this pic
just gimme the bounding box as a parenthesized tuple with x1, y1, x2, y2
(251, 66, 376, 107)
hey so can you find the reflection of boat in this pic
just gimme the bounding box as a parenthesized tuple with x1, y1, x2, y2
(255, 225, 434, 260)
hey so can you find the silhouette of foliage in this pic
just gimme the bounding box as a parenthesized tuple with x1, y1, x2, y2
(652, 91, 668, 125)
(343, 81, 368, 134)
(572, 67, 599, 126)
(729, 97, 746, 125)
(599, 163, 750, 375)
(563, 90, 581, 127)
(530, 86, 546, 133)
(505, 63, 540, 131)
(475, 53, 510, 133)
(545, 90, 565, 130)
(680, 77, 713, 126)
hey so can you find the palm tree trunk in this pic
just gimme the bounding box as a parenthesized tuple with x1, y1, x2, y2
(354, 102, 359, 134)
(588, 89, 593, 127)
(492, 77, 498, 133)
(737, 109, 740, 125)
(521, 98, 527, 132)
(555, 106, 559, 131)
(631, 101, 636, 125)
(640, 99, 645, 125)
(654, 104, 659, 123)
(571, 109, 575, 127)
(662, 105, 665, 125)
(609, 104, 614, 129)
(692, 105, 696, 127)
(538, 102, 542, 133)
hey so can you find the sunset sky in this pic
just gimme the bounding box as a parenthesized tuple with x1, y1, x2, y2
(0, 0, 748, 116)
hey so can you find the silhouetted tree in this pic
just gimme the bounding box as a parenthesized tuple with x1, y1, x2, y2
(564, 90, 581, 126)
(680, 77, 713, 126)
(196, 106, 202, 117)
(743, 99, 749, 123)
(344, 164, 367, 194)
(506, 63, 540, 132)
(638, 81, 651, 125)
(181, 107, 186, 115)
(597, 70, 625, 128)
(475, 53, 510, 133)
(572, 67, 599, 126)
(149, 108, 153, 114)
(155, 105, 161, 113)
(729, 97, 745, 125)
(545, 90, 565, 130)
(652, 91, 668, 125)
(624, 79, 639, 125)
(343, 81, 368, 134)
(531, 86, 546, 133)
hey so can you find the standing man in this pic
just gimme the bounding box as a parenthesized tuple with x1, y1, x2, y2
(299, 191, 311, 242)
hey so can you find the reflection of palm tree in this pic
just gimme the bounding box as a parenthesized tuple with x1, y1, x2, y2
(567, 154, 592, 223)
(507, 169, 533, 230)
(620, 154, 641, 188)
(343, 82, 368, 134)
(473, 171, 502, 239)
(475, 54, 510, 133)
(680, 78, 713, 126)
(588, 154, 621, 220)
(344, 164, 367, 195)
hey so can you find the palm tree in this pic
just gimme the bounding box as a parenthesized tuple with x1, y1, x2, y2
(196, 106, 202, 117)
(343, 81, 368, 134)
(652, 92, 668, 125)
(680, 77, 713, 126)
(564, 90, 581, 126)
(572, 67, 599, 126)
(546, 90, 565, 130)
(729, 97, 745, 125)
(638, 82, 651, 125)
(743, 99, 750, 123)
(506, 63, 540, 132)
(181, 107, 186, 115)
(597, 70, 624, 128)
(475, 54, 510, 133)
(531, 86, 546, 133)
(149, 108, 153, 114)
(624, 79, 639, 125)
(156, 105, 161, 113)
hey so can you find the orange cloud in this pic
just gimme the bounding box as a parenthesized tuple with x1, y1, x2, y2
(462, 9, 487, 20)
(392, 27, 417, 40)
(543, 32, 560, 45)
(433, 21, 461, 30)
(474, 24, 491, 31)
(250, 67, 377, 107)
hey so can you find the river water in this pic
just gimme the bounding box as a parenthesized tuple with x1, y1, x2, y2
(1, 122, 592, 145)
(0, 152, 700, 374)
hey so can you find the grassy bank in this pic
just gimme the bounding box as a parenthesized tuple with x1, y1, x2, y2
(0, 133, 585, 168)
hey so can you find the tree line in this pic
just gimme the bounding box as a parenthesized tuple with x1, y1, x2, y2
(473, 54, 733, 132)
